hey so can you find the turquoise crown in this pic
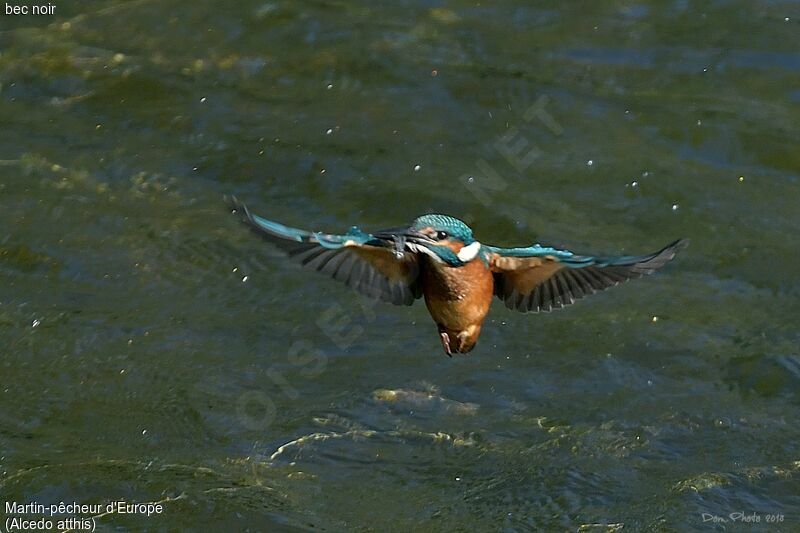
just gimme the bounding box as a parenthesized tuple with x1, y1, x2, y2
(411, 214, 475, 244)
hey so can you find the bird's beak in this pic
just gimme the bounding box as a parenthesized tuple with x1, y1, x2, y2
(374, 226, 433, 243)
(402, 228, 436, 244)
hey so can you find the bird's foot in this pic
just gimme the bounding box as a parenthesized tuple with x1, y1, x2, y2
(439, 332, 452, 357)
(456, 331, 473, 353)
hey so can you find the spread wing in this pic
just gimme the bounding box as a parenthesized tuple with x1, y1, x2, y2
(227, 197, 421, 305)
(487, 239, 688, 313)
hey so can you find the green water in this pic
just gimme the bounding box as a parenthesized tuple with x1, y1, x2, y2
(2, 1, 799, 531)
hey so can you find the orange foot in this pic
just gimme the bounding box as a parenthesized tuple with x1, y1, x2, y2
(439, 331, 452, 357)
(456, 331, 475, 353)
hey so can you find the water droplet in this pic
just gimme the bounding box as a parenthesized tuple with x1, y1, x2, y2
(413, 164, 421, 172)
(587, 159, 594, 166)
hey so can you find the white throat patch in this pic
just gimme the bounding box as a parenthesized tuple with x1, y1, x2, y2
(457, 241, 482, 262)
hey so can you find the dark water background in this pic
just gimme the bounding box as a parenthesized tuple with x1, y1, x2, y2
(2, 1, 799, 530)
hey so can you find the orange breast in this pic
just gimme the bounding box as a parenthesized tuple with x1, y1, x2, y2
(421, 258, 494, 332)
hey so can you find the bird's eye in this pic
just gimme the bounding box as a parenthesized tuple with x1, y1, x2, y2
(435, 231, 449, 240)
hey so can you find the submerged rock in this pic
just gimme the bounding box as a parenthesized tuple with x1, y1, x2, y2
(373, 388, 479, 415)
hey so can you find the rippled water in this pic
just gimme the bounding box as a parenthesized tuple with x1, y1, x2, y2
(2, 1, 799, 530)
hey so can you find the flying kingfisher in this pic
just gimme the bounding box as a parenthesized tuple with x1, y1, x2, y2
(227, 197, 687, 356)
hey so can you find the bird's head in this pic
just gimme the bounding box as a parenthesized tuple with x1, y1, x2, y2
(402, 214, 482, 266)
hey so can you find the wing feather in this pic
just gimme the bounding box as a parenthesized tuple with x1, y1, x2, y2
(532, 285, 543, 312)
(561, 269, 584, 299)
(227, 196, 421, 305)
(489, 239, 687, 313)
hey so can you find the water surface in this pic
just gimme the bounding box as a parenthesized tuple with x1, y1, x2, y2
(1, 1, 799, 530)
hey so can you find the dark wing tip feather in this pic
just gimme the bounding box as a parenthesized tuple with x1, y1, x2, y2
(616, 238, 689, 274)
(224, 195, 316, 256)
(225, 195, 266, 236)
(225, 194, 248, 218)
(225, 195, 259, 233)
